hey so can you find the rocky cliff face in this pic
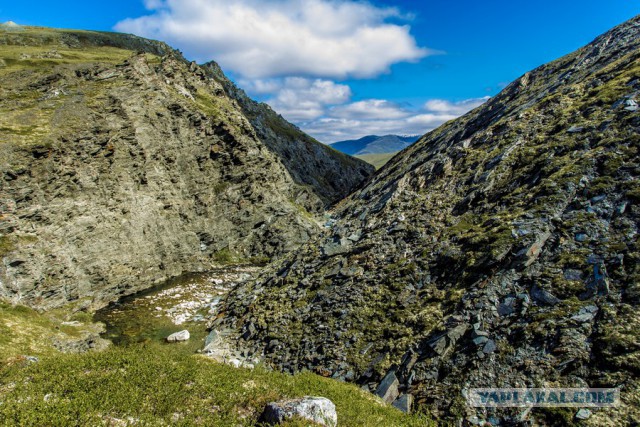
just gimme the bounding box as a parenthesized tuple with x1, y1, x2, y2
(220, 17, 640, 425)
(0, 27, 372, 310)
(202, 61, 374, 207)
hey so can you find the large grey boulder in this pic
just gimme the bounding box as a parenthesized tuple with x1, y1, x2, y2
(260, 396, 337, 426)
(166, 330, 190, 343)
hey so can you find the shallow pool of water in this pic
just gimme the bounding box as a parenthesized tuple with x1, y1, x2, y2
(94, 267, 259, 349)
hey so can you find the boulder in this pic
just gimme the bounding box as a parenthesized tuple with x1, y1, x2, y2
(518, 231, 551, 266)
(166, 330, 190, 343)
(571, 305, 598, 323)
(392, 394, 414, 414)
(260, 396, 337, 426)
(429, 323, 468, 356)
(483, 340, 497, 354)
(375, 371, 400, 404)
(322, 235, 352, 257)
(497, 297, 517, 316)
(531, 285, 561, 306)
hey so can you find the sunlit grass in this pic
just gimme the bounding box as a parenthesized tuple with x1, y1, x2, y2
(0, 342, 432, 426)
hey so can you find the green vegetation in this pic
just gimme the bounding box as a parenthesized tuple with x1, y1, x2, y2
(0, 300, 430, 426)
(213, 248, 239, 264)
(0, 43, 138, 76)
(0, 27, 166, 149)
(355, 152, 398, 169)
(0, 301, 91, 360)
(0, 344, 431, 426)
(0, 235, 15, 257)
(264, 110, 303, 141)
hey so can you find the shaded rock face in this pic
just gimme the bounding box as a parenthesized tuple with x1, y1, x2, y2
(0, 28, 370, 311)
(220, 16, 640, 425)
(202, 61, 374, 208)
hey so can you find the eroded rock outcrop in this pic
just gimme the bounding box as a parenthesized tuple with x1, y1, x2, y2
(0, 28, 372, 310)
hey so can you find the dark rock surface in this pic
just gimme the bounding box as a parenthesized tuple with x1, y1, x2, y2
(219, 16, 640, 425)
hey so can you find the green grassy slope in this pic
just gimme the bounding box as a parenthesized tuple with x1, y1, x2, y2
(355, 152, 398, 170)
(0, 303, 432, 426)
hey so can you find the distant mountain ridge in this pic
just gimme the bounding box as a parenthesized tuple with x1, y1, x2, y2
(330, 134, 420, 156)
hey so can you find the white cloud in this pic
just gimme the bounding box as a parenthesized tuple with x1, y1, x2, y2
(115, 0, 486, 146)
(285, 96, 489, 143)
(115, 0, 430, 79)
(245, 77, 352, 121)
(423, 97, 490, 115)
(329, 99, 411, 120)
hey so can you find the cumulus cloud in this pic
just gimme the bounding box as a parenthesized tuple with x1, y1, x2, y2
(115, 0, 430, 79)
(289, 96, 489, 143)
(329, 99, 411, 120)
(115, 0, 485, 145)
(254, 88, 488, 141)
(244, 77, 352, 121)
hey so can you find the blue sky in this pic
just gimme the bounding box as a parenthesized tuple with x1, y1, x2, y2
(1, 1, 637, 142)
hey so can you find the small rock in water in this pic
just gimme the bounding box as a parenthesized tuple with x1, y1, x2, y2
(259, 396, 337, 426)
(166, 330, 190, 343)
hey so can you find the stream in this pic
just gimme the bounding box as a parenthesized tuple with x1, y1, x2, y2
(94, 266, 260, 350)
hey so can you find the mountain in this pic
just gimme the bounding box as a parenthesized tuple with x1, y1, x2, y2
(330, 134, 420, 156)
(203, 61, 373, 206)
(219, 16, 640, 425)
(354, 152, 399, 170)
(0, 26, 373, 311)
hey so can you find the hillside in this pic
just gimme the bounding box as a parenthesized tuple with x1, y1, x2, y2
(0, 26, 372, 311)
(203, 61, 374, 206)
(330, 134, 420, 156)
(355, 152, 398, 170)
(219, 16, 640, 425)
